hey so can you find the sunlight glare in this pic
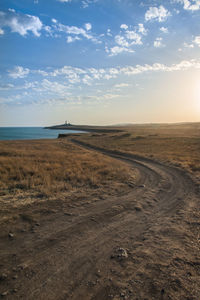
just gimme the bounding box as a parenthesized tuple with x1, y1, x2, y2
(194, 82, 200, 112)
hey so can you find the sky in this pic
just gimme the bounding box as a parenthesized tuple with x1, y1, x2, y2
(0, 0, 200, 126)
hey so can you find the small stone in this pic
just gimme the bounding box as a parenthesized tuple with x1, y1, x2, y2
(8, 233, 14, 239)
(35, 223, 40, 226)
(118, 248, 128, 259)
(139, 184, 145, 188)
(111, 247, 128, 261)
(12, 275, 18, 280)
(64, 212, 72, 216)
(1, 291, 9, 297)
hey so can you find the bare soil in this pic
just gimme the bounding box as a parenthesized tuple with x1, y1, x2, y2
(0, 126, 200, 299)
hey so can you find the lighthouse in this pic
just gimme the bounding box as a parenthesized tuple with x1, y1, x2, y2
(65, 120, 71, 126)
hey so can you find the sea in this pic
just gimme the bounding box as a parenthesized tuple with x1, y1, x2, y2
(0, 127, 85, 141)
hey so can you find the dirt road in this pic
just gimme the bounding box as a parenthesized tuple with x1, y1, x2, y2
(0, 140, 199, 299)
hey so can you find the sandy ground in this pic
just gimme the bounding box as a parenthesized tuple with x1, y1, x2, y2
(0, 139, 200, 299)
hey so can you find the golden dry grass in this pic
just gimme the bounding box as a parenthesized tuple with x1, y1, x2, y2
(0, 139, 134, 198)
(75, 123, 200, 181)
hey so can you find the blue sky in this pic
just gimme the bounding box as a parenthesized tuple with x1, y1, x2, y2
(0, 0, 200, 126)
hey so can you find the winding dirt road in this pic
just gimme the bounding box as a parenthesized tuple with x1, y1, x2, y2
(1, 140, 199, 299)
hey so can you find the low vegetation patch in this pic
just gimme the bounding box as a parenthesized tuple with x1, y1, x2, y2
(0, 139, 134, 198)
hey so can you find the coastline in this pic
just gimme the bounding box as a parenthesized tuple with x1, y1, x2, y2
(45, 124, 122, 133)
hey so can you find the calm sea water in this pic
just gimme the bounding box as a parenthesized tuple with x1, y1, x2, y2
(0, 127, 85, 141)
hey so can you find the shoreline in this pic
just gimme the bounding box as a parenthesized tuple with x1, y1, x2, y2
(45, 124, 122, 133)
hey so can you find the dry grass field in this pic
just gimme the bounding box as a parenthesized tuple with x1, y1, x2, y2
(0, 138, 134, 201)
(74, 123, 200, 183)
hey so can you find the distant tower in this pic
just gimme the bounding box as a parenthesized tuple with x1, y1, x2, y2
(65, 120, 71, 126)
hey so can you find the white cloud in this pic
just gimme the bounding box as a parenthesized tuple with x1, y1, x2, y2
(183, 42, 194, 48)
(57, 0, 72, 2)
(51, 66, 86, 77)
(120, 59, 200, 76)
(0, 10, 43, 37)
(120, 24, 128, 30)
(0, 28, 4, 35)
(8, 8, 15, 12)
(107, 29, 112, 36)
(85, 23, 92, 31)
(160, 27, 168, 33)
(60, 25, 88, 36)
(89, 68, 105, 78)
(67, 35, 81, 43)
(193, 36, 200, 46)
(138, 23, 147, 35)
(120, 24, 146, 36)
(44, 25, 53, 36)
(8, 66, 30, 78)
(115, 35, 130, 47)
(114, 83, 130, 88)
(20, 82, 38, 90)
(174, 0, 200, 11)
(50, 66, 85, 84)
(154, 37, 165, 48)
(3, 59, 200, 107)
(7, 59, 200, 90)
(57, 0, 99, 8)
(105, 24, 145, 56)
(125, 30, 142, 44)
(82, 0, 98, 8)
(102, 93, 119, 100)
(35, 70, 49, 76)
(145, 5, 171, 22)
(39, 79, 71, 95)
(54, 22, 99, 43)
(82, 74, 93, 85)
(181, 36, 200, 49)
(52, 18, 57, 23)
(106, 46, 134, 56)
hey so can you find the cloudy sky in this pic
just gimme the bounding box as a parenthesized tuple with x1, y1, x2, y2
(0, 0, 200, 126)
